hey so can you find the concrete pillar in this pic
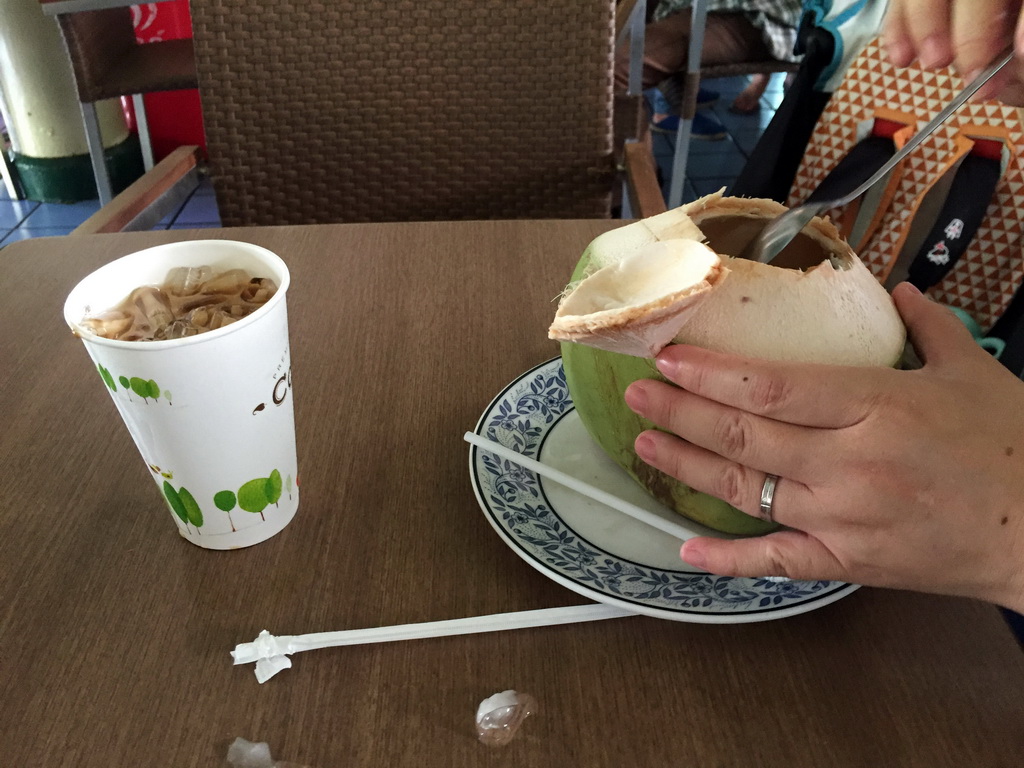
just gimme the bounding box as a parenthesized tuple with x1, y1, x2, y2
(0, 0, 139, 201)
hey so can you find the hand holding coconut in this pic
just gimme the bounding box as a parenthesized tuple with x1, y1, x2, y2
(624, 283, 1024, 614)
(551, 193, 1024, 614)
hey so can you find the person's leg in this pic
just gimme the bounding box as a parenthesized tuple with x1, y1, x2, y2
(615, 12, 776, 143)
(616, 12, 773, 120)
(700, 13, 774, 65)
(615, 12, 770, 91)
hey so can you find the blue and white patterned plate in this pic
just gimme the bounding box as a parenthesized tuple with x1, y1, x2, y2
(469, 357, 859, 624)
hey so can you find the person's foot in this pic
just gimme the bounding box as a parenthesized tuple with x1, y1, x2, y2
(729, 90, 761, 114)
(729, 73, 770, 114)
(649, 111, 677, 133)
(650, 111, 726, 140)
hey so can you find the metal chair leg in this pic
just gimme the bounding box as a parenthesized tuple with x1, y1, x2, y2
(0, 84, 22, 199)
(80, 101, 113, 204)
(624, 0, 646, 98)
(0, 142, 18, 200)
(668, 0, 709, 208)
(668, 119, 693, 208)
(132, 93, 155, 171)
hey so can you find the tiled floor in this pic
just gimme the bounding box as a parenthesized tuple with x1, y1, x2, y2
(0, 74, 779, 247)
(0, 174, 222, 246)
(649, 73, 786, 203)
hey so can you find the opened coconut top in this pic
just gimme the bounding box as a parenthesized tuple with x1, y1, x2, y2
(549, 192, 906, 365)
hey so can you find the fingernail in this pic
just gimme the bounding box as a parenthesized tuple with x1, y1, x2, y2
(634, 433, 656, 461)
(624, 383, 648, 414)
(919, 35, 948, 69)
(886, 38, 913, 67)
(902, 281, 921, 296)
(680, 543, 707, 569)
(655, 353, 679, 380)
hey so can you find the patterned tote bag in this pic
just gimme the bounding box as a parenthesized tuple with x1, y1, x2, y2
(788, 38, 1024, 333)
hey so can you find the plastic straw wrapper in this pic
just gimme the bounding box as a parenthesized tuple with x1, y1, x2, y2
(232, 603, 632, 683)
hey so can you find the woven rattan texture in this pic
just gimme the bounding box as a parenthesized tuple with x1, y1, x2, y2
(191, 0, 616, 225)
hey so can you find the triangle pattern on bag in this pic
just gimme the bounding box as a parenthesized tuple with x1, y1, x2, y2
(791, 38, 1024, 328)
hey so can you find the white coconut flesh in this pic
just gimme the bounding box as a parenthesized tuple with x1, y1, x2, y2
(549, 239, 726, 358)
(548, 191, 907, 366)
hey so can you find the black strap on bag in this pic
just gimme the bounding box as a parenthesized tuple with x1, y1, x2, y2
(906, 145, 1003, 291)
(992, 284, 1024, 376)
(781, 118, 904, 250)
(898, 137, 1021, 373)
(985, 133, 1024, 372)
(804, 133, 896, 203)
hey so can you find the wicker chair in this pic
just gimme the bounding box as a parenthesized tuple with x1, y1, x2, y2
(76, 0, 664, 232)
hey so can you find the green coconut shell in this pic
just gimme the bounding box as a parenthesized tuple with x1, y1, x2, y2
(560, 240, 775, 535)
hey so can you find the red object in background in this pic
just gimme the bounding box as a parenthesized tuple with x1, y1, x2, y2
(131, 0, 206, 162)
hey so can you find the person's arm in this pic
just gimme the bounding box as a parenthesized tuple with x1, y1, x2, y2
(623, 284, 1024, 613)
(884, 0, 1024, 104)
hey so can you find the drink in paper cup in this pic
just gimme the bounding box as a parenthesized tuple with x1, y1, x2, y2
(63, 240, 299, 549)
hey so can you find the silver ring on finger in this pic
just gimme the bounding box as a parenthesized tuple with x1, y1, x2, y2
(759, 473, 780, 523)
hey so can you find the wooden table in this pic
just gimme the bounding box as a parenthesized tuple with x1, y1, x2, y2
(2, 222, 1022, 767)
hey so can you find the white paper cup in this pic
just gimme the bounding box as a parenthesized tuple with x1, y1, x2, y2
(64, 240, 299, 549)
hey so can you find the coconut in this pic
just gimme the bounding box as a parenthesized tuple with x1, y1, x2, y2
(550, 239, 727, 357)
(550, 191, 906, 535)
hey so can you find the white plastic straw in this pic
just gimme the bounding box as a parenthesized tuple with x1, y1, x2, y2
(464, 432, 798, 587)
(232, 603, 633, 683)
(464, 431, 697, 542)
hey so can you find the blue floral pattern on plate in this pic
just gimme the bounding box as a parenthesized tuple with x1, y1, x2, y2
(469, 358, 858, 623)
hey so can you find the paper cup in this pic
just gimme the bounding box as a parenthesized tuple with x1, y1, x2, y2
(64, 240, 299, 549)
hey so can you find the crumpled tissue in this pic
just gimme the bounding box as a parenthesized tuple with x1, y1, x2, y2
(226, 737, 310, 768)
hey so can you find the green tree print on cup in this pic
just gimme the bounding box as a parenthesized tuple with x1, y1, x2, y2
(215, 469, 283, 523)
(163, 481, 204, 535)
(97, 364, 116, 391)
(214, 490, 237, 532)
(130, 376, 161, 403)
(106, 372, 169, 405)
(266, 469, 282, 505)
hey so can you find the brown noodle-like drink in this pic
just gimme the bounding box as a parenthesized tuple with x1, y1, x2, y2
(81, 266, 278, 341)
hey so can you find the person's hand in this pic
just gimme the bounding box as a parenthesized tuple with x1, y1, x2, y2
(623, 283, 1024, 613)
(884, 0, 1024, 104)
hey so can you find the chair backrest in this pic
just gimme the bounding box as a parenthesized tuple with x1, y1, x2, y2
(54, 8, 136, 102)
(55, 8, 197, 102)
(190, 0, 618, 225)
